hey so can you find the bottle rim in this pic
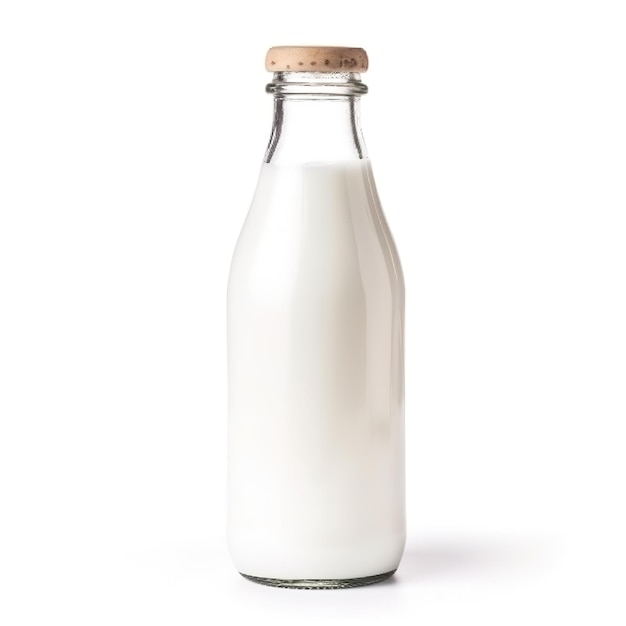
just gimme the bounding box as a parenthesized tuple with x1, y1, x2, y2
(266, 72, 368, 97)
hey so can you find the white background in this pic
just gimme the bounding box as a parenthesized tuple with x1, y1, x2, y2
(1, 1, 625, 624)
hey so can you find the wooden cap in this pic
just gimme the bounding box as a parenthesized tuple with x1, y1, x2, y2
(265, 46, 368, 72)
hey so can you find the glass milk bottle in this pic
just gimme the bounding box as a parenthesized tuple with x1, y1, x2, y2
(227, 46, 405, 589)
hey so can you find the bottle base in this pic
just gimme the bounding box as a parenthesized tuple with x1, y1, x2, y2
(240, 569, 396, 589)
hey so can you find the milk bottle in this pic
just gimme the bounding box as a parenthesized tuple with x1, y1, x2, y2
(228, 47, 405, 588)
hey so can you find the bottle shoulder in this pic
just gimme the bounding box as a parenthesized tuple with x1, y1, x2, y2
(229, 160, 402, 286)
(228, 161, 403, 313)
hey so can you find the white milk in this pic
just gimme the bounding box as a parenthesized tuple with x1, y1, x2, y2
(227, 159, 405, 581)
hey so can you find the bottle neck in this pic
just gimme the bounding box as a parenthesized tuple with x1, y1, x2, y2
(264, 72, 368, 164)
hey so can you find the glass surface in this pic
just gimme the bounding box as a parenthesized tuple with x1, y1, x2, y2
(241, 570, 396, 590)
(265, 72, 367, 164)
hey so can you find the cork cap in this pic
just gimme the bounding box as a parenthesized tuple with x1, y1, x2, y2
(265, 46, 368, 73)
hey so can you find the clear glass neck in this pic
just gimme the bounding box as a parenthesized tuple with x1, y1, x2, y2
(264, 72, 368, 164)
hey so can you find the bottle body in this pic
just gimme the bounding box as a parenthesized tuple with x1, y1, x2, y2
(227, 158, 405, 583)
